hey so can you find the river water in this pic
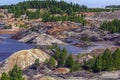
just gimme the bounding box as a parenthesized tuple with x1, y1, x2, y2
(0, 34, 117, 61)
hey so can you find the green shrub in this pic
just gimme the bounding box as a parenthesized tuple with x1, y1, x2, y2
(46, 57, 56, 69)
(4, 25, 12, 29)
(71, 60, 81, 72)
(65, 54, 74, 68)
(1, 64, 25, 80)
(1, 72, 9, 80)
(9, 64, 25, 80)
(34, 59, 40, 67)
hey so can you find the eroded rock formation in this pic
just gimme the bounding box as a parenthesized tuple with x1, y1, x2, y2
(0, 49, 50, 74)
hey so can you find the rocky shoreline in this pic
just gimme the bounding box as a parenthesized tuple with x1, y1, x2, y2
(11, 21, 120, 55)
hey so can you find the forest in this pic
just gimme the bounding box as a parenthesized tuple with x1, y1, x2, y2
(106, 5, 120, 8)
(0, 0, 114, 24)
(84, 48, 120, 72)
(101, 19, 120, 33)
(1, 0, 87, 17)
(42, 14, 87, 25)
(0, 0, 112, 18)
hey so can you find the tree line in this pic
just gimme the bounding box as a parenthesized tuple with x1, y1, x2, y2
(0, 0, 113, 18)
(106, 5, 120, 8)
(25, 9, 87, 25)
(42, 13, 87, 25)
(84, 48, 120, 72)
(1, 0, 87, 17)
(101, 19, 120, 33)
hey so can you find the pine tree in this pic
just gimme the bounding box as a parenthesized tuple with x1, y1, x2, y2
(105, 53, 114, 71)
(65, 54, 74, 69)
(71, 54, 81, 72)
(46, 57, 56, 69)
(1, 72, 9, 80)
(93, 55, 103, 72)
(84, 57, 95, 71)
(9, 64, 25, 80)
(34, 59, 40, 67)
(52, 45, 61, 61)
(58, 48, 68, 67)
(101, 49, 111, 70)
(112, 48, 120, 70)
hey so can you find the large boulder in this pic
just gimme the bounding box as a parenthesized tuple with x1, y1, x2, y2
(32, 33, 65, 45)
(52, 67, 70, 74)
(0, 49, 50, 74)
